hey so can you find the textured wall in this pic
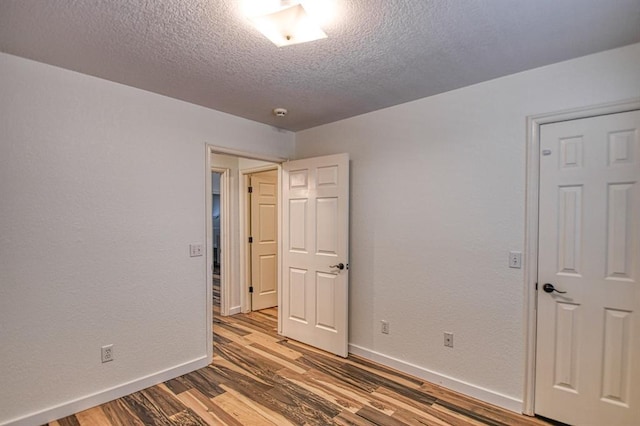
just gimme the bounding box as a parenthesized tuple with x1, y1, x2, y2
(294, 43, 640, 404)
(0, 53, 293, 425)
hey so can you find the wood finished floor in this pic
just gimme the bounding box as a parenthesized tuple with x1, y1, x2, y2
(47, 282, 553, 426)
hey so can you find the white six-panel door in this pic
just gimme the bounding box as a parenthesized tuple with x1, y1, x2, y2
(282, 153, 349, 357)
(250, 170, 278, 311)
(535, 110, 640, 425)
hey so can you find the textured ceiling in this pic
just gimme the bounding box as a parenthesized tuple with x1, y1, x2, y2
(1, 0, 639, 131)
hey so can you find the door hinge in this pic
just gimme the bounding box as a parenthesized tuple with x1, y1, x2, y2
(248, 186, 253, 193)
(249, 286, 253, 293)
(248, 236, 253, 243)
(535, 282, 538, 290)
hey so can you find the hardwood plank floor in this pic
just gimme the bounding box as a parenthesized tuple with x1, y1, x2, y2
(47, 282, 554, 426)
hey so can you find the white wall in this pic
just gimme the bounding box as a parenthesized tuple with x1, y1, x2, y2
(0, 53, 294, 426)
(295, 43, 640, 408)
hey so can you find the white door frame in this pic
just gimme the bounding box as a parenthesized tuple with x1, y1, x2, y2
(522, 97, 640, 415)
(210, 167, 230, 316)
(205, 145, 287, 351)
(239, 165, 281, 316)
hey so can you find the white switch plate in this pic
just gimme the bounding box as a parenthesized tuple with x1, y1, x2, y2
(509, 251, 522, 269)
(381, 320, 389, 334)
(190, 243, 203, 257)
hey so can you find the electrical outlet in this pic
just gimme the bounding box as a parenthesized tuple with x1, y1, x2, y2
(101, 344, 114, 363)
(190, 243, 203, 257)
(444, 332, 453, 348)
(509, 251, 522, 268)
(381, 320, 390, 334)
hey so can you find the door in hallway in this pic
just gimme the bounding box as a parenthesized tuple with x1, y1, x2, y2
(250, 170, 278, 311)
(535, 110, 640, 425)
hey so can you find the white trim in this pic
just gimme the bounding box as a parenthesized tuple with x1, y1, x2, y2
(239, 171, 251, 313)
(228, 306, 242, 315)
(220, 169, 231, 317)
(277, 165, 283, 335)
(2, 356, 209, 426)
(209, 146, 287, 163)
(242, 164, 280, 174)
(348, 344, 522, 413)
(205, 148, 214, 359)
(522, 114, 539, 416)
(522, 98, 640, 415)
(207, 146, 232, 319)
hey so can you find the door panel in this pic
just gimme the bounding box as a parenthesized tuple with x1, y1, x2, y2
(553, 302, 579, 392)
(282, 153, 349, 357)
(607, 183, 633, 279)
(535, 110, 640, 425)
(289, 199, 307, 251)
(258, 255, 276, 292)
(316, 272, 337, 331)
(289, 268, 307, 321)
(250, 170, 278, 311)
(602, 308, 632, 405)
(316, 197, 339, 254)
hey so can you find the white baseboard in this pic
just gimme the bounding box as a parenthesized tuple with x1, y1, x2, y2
(348, 343, 523, 413)
(4, 343, 522, 425)
(3, 356, 210, 426)
(228, 305, 242, 315)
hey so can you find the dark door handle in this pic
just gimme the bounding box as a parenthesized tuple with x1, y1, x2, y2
(330, 263, 345, 270)
(543, 283, 567, 294)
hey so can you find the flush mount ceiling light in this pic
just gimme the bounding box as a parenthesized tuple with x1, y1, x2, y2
(245, 1, 330, 47)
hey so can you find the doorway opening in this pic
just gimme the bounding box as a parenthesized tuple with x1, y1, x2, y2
(209, 167, 230, 319)
(206, 146, 351, 359)
(211, 171, 222, 316)
(207, 147, 282, 330)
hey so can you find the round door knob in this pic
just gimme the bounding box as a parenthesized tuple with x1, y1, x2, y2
(543, 283, 567, 294)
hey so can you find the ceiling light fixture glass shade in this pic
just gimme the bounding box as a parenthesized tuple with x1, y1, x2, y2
(247, 1, 328, 47)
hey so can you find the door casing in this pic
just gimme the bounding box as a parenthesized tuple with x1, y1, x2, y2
(210, 167, 230, 317)
(522, 97, 640, 415)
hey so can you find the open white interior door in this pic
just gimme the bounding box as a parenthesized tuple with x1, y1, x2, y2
(250, 170, 278, 311)
(282, 153, 349, 357)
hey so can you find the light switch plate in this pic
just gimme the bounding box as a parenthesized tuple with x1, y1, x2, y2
(509, 251, 522, 268)
(190, 244, 203, 257)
